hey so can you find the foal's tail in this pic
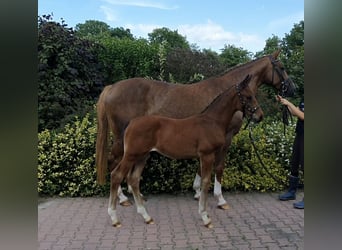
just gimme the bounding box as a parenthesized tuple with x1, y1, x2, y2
(95, 86, 110, 185)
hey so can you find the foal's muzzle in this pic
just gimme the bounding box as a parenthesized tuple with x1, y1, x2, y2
(248, 106, 263, 123)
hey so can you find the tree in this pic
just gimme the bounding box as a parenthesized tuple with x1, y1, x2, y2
(255, 35, 282, 58)
(165, 48, 225, 83)
(110, 27, 134, 39)
(281, 21, 304, 99)
(98, 37, 160, 83)
(75, 20, 134, 40)
(38, 15, 105, 131)
(75, 20, 112, 39)
(148, 27, 190, 52)
(219, 44, 253, 68)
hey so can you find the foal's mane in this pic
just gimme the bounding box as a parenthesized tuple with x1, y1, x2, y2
(200, 74, 251, 114)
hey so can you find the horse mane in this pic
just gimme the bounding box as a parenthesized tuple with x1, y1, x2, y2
(217, 54, 268, 77)
(200, 74, 251, 114)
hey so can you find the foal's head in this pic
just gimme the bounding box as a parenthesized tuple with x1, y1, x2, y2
(236, 75, 264, 123)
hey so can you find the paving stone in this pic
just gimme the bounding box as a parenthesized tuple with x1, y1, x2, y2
(38, 192, 304, 249)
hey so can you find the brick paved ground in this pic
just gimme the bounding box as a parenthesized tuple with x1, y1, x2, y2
(38, 191, 304, 249)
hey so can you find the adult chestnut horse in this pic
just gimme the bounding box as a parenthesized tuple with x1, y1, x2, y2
(96, 50, 295, 209)
(107, 75, 263, 228)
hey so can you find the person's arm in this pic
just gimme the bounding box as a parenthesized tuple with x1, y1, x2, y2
(276, 95, 304, 120)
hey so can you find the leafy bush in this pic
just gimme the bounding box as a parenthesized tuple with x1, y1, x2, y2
(38, 113, 108, 196)
(38, 113, 297, 197)
(222, 120, 296, 192)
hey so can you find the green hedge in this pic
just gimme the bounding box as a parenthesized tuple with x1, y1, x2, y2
(38, 113, 297, 197)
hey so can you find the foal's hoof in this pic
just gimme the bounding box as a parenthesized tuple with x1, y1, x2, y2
(205, 222, 213, 229)
(120, 200, 133, 207)
(145, 218, 154, 225)
(218, 203, 230, 210)
(112, 222, 122, 228)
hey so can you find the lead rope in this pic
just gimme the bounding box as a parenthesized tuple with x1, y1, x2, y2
(247, 125, 286, 186)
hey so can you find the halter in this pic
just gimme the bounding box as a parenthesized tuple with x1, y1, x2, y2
(269, 56, 293, 129)
(269, 55, 292, 97)
(235, 83, 259, 126)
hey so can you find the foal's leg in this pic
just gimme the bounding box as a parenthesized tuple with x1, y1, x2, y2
(198, 154, 215, 228)
(213, 147, 230, 210)
(108, 159, 133, 227)
(127, 157, 154, 224)
(193, 168, 202, 200)
(110, 139, 132, 206)
(193, 151, 230, 210)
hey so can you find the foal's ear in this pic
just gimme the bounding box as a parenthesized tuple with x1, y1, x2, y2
(241, 74, 252, 89)
(272, 49, 281, 59)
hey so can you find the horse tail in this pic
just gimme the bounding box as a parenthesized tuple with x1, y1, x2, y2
(96, 86, 110, 185)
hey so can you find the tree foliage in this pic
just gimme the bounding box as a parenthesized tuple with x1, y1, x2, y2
(220, 44, 253, 68)
(75, 20, 134, 40)
(38, 14, 105, 131)
(281, 21, 304, 99)
(164, 48, 225, 83)
(98, 37, 160, 83)
(148, 27, 190, 52)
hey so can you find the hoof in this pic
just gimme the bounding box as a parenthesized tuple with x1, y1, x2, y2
(120, 200, 133, 207)
(142, 195, 147, 202)
(145, 218, 154, 225)
(218, 203, 230, 210)
(205, 222, 213, 229)
(112, 222, 122, 228)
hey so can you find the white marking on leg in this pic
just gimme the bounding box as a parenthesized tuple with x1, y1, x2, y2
(108, 194, 119, 225)
(127, 185, 133, 194)
(137, 205, 152, 222)
(193, 173, 201, 199)
(214, 175, 227, 206)
(118, 185, 129, 203)
(198, 197, 211, 226)
(108, 207, 118, 224)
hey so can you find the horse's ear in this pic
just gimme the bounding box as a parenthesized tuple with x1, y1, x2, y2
(272, 49, 281, 59)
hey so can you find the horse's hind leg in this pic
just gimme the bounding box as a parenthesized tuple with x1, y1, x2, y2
(127, 156, 154, 225)
(108, 159, 133, 227)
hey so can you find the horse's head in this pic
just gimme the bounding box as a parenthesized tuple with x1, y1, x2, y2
(266, 50, 296, 97)
(236, 74, 264, 123)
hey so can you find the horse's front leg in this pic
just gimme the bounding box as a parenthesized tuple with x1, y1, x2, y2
(199, 154, 215, 228)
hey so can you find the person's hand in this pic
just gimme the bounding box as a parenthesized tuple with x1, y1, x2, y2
(276, 95, 290, 106)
